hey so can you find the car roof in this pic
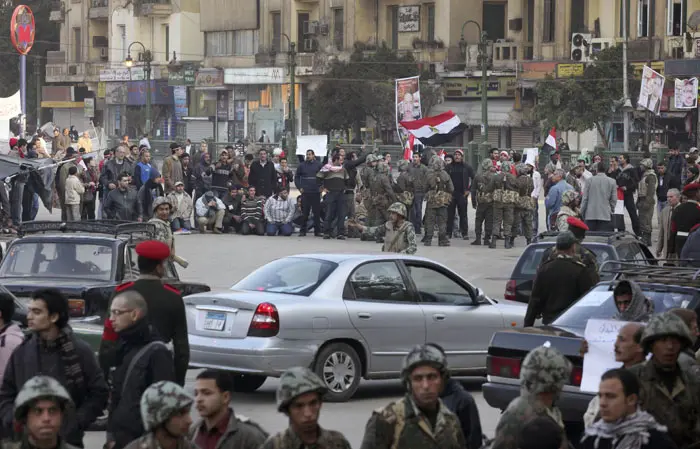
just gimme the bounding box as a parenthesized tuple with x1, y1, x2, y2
(593, 280, 700, 294)
(535, 231, 641, 245)
(288, 253, 439, 264)
(11, 235, 122, 245)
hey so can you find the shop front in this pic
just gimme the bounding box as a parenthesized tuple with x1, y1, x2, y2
(41, 85, 94, 133)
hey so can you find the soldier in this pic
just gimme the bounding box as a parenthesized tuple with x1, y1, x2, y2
(512, 163, 534, 246)
(8, 376, 80, 449)
(629, 312, 700, 447)
(352, 202, 417, 254)
(408, 152, 429, 234)
(261, 367, 351, 449)
(359, 344, 466, 449)
(489, 345, 571, 449)
(423, 156, 454, 247)
(471, 159, 496, 246)
(489, 161, 517, 249)
(555, 190, 581, 232)
(124, 381, 196, 449)
(99, 240, 189, 386)
(395, 160, 414, 209)
(539, 216, 599, 284)
(368, 162, 397, 228)
(636, 158, 657, 245)
(360, 154, 379, 224)
(148, 197, 176, 258)
(670, 182, 700, 256)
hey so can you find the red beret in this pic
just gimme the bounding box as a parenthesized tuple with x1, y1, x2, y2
(566, 216, 589, 231)
(683, 182, 700, 194)
(9, 138, 17, 148)
(135, 240, 170, 261)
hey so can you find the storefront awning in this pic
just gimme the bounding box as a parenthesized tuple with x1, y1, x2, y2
(431, 99, 518, 127)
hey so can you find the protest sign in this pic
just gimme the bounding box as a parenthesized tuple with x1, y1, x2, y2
(580, 319, 630, 393)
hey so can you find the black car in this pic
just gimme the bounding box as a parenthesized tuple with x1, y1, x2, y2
(483, 263, 700, 442)
(505, 231, 655, 303)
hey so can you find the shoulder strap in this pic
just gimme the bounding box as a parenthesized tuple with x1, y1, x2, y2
(122, 341, 168, 397)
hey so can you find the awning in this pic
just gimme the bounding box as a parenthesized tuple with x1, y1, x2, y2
(431, 99, 519, 127)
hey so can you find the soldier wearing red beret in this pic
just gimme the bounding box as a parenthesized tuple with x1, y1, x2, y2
(539, 216, 600, 284)
(670, 183, 700, 257)
(98, 240, 189, 386)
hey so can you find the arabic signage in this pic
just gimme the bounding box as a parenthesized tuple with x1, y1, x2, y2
(195, 69, 224, 89)
(398, 6, 420, 32)
(127, 81, 174, 105)
(556, 63, 584, 78)
(173, 86, 188, 122)
(10, 5, 35, 55)
(224, 68, 285, 85)
(168, 64, 196, 86)
(443, 77, 517, 99)
(84, 98, 95, 118)
(100, 67, 147, 82)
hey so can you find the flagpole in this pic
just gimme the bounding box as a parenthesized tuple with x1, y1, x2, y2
(622, 0, 630, 153)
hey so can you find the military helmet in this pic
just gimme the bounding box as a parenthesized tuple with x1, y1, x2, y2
(639, 158, 654, 169)
(140, 381, 194, 431)
(401, 344, 448, 380)
(501, 161, 512, 173)
(641, 312, 694, 353)
(561, 189, 579, 206)
(480, 158, 493, 171)
(152, 196, 173, 212)
(519, 345, 572, 396)
(397, 159, 410, 171)
(14, 376, 74, 420)
(276, 367, 327, 412)
(516, 163, 529, 175)
(429, 155, 445, 170)
(388, 202, 407, 218)
(366, 154, 378, 164)
(377, 161, 389, 174)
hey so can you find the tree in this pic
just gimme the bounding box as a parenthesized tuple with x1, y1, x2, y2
(308, 42, 440, 138)
(533, 46, 639, 147)
(0, 0, 60, 132)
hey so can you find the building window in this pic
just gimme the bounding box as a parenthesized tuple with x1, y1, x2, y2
(483, 3, 506, 40)
(73, 27, 81, 62)
(333, 8, 344, 50)
(570, 0, 585, 34)
(118, 25, 126, 61)
(164, 25, 170, 60)
(389, 6, 399, 49)
(205, 30, 260, 56)
(426, 4, 435, 41)
(667, 0, 686, 36)
(271, 12, 281, 52)
(298, 12, 310, 49)
(543, 0, 555, 42)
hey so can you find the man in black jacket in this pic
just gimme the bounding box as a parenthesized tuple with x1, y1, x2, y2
(248, 149, 277, 198)
(446, 149, 475, 239)
(0, 289, 108, 447)
(617, 153, 641, 235)
(343, 149, 369, 222)
(106, 290, 175, 449)
(295, 150, 323, 236)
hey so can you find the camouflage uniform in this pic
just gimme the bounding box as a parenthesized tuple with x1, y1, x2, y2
(407, 160, 430, 234)
(395, 160, 415, 209)
(423, 156, 454, 246)
(123, 381, 197, 449)
(490, 346, 571, 449)
(511, 164, 534, 245)
(360, 155, 378, 221)
(362, 203, 417, 254)
(360, 345, 465, 449)
(490, 161, 518, 249)
(636, 158, 658, 246)
(261, 367, 351, 449)
(629, 313, 700, 448)
(555, 190, 580, 232)
(148, 196, 176, 258)
(471, 159, 496, 245)
(368, 162, 397, 227)
(6, 376, 81, 449)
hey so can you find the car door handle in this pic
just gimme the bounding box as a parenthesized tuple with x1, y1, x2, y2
(357, 312, 372, 319)
(433, 314, 446, 321)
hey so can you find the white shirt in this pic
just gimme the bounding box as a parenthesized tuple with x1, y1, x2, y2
(139, 137, 151, 149)
(531, 170, 542, 199)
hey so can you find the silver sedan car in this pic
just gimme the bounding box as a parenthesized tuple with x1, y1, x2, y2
(186, 253, 527, 401)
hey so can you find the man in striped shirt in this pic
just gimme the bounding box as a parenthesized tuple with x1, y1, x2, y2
(241, 186, 265, 235)
(264, 187, 296, 236)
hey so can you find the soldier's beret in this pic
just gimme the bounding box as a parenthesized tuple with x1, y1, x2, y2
(566, 216, 589, 231)
(135, 240, 170, 261)
(683, 182, 700, 194)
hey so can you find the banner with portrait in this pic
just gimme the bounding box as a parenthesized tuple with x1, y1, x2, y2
(674, 77, 698, 110)
(395, 76, 421, 147)
(638, 65, 664, 115)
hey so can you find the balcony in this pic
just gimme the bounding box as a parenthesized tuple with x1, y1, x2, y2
(492, 42, 533, 70)
(45, 53, 110, 83)
(89, 0, 109, 19)
(136, 0, 173, 17)
(49, 1, 64, 21)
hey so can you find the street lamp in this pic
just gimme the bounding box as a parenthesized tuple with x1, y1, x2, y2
(279, 33, 297, 154)
(459, 21, 489, 143)
(124, 41, 153, 135)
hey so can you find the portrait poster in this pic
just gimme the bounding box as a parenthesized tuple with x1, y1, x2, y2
(395, 76, 421, 147)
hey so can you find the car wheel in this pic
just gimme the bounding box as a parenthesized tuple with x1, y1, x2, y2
(231, 374, 267, 392)
(314, 342, 361, 402)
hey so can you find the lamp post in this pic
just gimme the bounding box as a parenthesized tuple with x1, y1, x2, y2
(459, 21, 489, 143)
(280, 33, 297, 154)
(125, 42, 153, 135)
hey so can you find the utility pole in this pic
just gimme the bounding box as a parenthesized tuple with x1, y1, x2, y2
(282, 34, 296, 154)
(459, 21, 488, 143)
(36, 60, 41, 131)
(622, 0, 631, 152)
(645, 0, 654, 146)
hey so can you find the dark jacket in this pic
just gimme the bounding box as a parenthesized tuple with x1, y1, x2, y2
(617, 164, 639, 196)
(137, 180, 164, 221)
(440, 379, 483, 449)
(0, 331, 108, 446)
(212, 162, 234, 189)
(446, 162, 475, 195)
(100, 159, 134, 191)
(668, 154, 684, 182)
(248, 160, 277, 197)
(195, 161, 214, 196)
(343, 152, 369, 190)
(657, 171, 681, 201)
(580, 429, 677, 449)
(680, 224, 700, 267)
(276, 168, 294, 192)
(295, 159, 323, 193)
(182, 164, 195, 194)
(103, 187, 139, 221)
(108, 319, 175, 449)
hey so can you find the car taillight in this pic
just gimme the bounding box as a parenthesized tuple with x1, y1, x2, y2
(570, 366, 583, 386)
(247, 302, 279, 337)
(504, 280, 516, 300)
(487, 355, 521, 379)
(68, 299, 85, 317)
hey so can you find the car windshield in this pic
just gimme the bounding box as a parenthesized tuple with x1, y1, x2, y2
(0, 242, 114, 281)
(517, 244, 615, 277)
(553, 284, 696, 334)
(233, 257, 337, 296)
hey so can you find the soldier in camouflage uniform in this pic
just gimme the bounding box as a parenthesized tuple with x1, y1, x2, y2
(423, 156, 454, 247)
(360, 154, 379, 222)
(353, 202, 417, 254)
(489, 346, 571, 449)
(368, 162, 397, 228)
(408, 152, 429, 234)
(5, 376, 80, 449)
(148, 196, 176, 259)
(555, 190, 581, 232)
(471, 158, 496, 246)
(261, 367, 351, 449)
(511, 163, 534, 246)
(395, 160, 414, 209)
(628, 312, 700, 448)
(489, 161, 517, 249)
(636, 158, 658, 246)
(359, 344, 466, 449)
(124, 381, 196, 449)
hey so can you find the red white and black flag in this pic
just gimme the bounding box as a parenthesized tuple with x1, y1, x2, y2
(399, 111, 467, 147)
(542, 127, 557, 154)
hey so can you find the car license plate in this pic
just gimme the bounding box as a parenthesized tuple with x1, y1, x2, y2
(203, 312, 226, 331)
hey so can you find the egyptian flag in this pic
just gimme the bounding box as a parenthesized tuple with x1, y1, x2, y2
(542, 127, 557, 154)
(400, 111, 467, 147)
(403, 134, 414, 160)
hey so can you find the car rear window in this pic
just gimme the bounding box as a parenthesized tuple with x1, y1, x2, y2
(515, 244, 615, 277)
(0, 242, 113, 281)
(553, 285, 696, 334)
(233, 257, 337, 296)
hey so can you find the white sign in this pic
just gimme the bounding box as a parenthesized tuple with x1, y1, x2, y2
(522, 147, 539, 165)
(296, 135, 328, 157)
(84, 98, 95, 118)
(0, 91, 21, 119)
(638, 65, 664, 115)
(398, 6, 420, 32)
(580, 319, 630, 393)
(224, 68, 286, 85)
(100, 67, 146, 82)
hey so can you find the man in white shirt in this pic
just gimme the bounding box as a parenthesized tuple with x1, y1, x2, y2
(527, 160, 542, 235)
(139, 133, 151, 150)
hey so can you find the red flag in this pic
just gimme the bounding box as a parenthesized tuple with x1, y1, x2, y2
(403, 134, 414, 160)
(544, 128, 557, 153)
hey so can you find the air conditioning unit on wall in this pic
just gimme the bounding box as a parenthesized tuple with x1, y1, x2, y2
(571, 33, 592, 62)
